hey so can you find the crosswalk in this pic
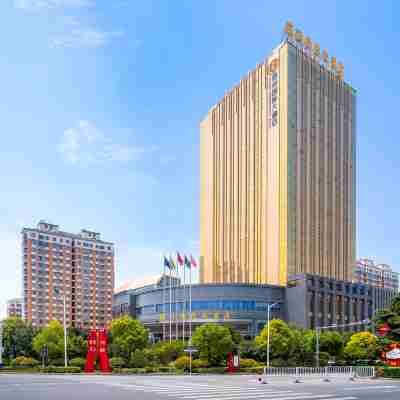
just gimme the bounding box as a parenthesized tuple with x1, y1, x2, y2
(97, 381, 359, 400)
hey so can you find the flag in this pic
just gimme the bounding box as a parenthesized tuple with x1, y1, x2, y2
(190, 255, 197, 268)
(184, 255, 191, 269)
(177, 252, 184, 266)
(169, 255, 176, 270)
(163, 256, 171, 269)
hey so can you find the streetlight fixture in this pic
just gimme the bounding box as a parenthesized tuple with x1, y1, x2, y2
(266, 302, 279, 369)
(315, 319, 371, 367)
(54, 288, 68, 367)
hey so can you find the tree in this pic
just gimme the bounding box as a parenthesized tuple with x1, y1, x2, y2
(2, 317, 35, 362)
(130, 349, 148, 368)
(319, 331, 344, 357)
(153, 340, 184, 365)
(67, 332, 88, 359)
(255, 320, 294, 362)
(374, 295, 400, 341)
(343, 331, 378, 362)
(109, 316, 149, 362)
(32, 320, 64, 362)
(192, 323, 235, 366)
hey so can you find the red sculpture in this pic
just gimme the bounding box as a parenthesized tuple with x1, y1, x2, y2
(84, 329, 111, 373)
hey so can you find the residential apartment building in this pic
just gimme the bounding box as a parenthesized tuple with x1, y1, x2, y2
(200, 23, 356, 286)
(354, 259, 399, 291)
(22, 221, 114, 329)
(7, 298, 23, 318)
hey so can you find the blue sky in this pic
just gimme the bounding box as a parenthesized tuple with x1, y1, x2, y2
(1, 0, 399, 317)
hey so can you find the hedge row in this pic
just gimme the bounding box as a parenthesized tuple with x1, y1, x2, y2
(39, 366, 81, 374)
(384, 367, 400, 378)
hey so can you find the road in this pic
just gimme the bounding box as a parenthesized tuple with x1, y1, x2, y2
(1, 373, 400, 400)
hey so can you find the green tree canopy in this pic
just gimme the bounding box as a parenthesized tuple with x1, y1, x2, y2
(153, 340, 184, 365)
(32, 320, 64, 362)
(343, 331, 378, 362)
(374, 295, 400, 341)
(1, 317, 35, 361)
(320, 331, 344, 357)
(255, 319, 294, 361)
(191, 323, 235, 366)
(109, 316, 149, 361)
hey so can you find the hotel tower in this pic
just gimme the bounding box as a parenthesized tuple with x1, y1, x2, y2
(200, 23, 356, 286)
(22, 221, 114, 329)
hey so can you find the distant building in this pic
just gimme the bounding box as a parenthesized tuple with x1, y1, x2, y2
(7, 298, 23, 318)
(354, 259, 399, 291)
(22, 220, 115, 329)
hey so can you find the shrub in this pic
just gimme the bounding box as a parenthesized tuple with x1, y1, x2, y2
(110, 357, 125, 369)
(239, 358, 261, 368)
(130, 349, 148, 368)
(192, 359, 209, 369)
(39, 366, 81, 373)
(384, 367, 400, 378)
(174, 355, 190, 370)
(69, 358, 86, 369)
(51, 358, 65, 367)
(153, 340, 185, 365)
(10, 357, 40, 368)
(192, 367, 226, 374)
(240, 366, 265, 374)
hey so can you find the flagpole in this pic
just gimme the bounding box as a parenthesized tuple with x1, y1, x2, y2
(169, 264, 172, 344)
(189, 261, 192, 343)
(183, 260, 186, 343)
(175, 265, 179, 341)
(163, 258, 166, 342)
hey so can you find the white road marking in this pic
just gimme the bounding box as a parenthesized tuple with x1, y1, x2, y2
(343, 385, 395, 391)
(207, 395, 343, 400)
(181, 391, 298, 399)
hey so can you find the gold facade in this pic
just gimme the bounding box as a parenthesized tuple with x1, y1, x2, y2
(200, 41, 356, 286)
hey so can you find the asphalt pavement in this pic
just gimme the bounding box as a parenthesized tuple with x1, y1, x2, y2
(1, 373, 400, 400)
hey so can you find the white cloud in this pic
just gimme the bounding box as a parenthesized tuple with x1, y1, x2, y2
(58, 120, 154, 165)
(0, 231, 22, 319)
(50, 28, 124, 49)
(15, 0, 94, 10)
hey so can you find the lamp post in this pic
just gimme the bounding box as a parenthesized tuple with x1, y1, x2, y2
(315, 319, 371, 367)
(54, 288, 68, 367)
(266, 302, 278, 369)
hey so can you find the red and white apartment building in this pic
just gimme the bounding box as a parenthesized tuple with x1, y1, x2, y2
(22, 221, 114, 329)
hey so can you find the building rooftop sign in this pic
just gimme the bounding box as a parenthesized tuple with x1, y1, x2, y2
(284, 21, 344, 81)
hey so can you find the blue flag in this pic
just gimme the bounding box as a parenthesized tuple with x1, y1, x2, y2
(163, 256, 171, 269)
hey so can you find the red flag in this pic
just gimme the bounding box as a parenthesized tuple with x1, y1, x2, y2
(177, 251, 184, 266)
(190, 255, 197, 268)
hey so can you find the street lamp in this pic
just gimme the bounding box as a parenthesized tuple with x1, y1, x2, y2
(54, 288, 68, 367)
(266, 302, 279, 369)
(315, 319, 371, 367)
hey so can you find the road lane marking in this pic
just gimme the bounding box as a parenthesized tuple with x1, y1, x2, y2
(344, 385, 395, 390)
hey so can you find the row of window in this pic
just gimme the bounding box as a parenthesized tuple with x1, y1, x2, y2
(135, 300, 282, 315)
(24, 234, 113, 251)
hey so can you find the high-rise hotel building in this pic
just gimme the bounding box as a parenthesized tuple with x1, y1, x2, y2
(200, 23, 356, 286)
(22, 221, 114, 329)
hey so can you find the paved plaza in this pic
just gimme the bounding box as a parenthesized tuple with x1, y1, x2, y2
(1, 374, 400, 400)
